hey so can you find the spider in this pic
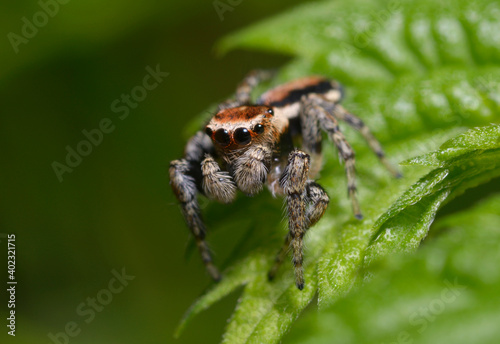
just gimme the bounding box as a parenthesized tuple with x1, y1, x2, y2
(169, 70, 400, 290)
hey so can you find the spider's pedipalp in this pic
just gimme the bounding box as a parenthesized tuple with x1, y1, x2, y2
(169, 159, 221, 281)
(201, 154, 236, 203)
(232, 144, 272, 196)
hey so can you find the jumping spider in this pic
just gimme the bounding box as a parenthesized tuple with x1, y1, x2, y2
(170, 70, 400, 290)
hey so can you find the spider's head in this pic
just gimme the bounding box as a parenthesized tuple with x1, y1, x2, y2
(205, 106, 278, 155)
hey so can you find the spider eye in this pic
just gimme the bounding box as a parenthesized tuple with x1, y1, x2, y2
(266, 108, 274, 116)
(214, 129, 230, 146)
(254, 124, 264, 134)
(234, 128, 251, 145)
(205, 127, 213, 137)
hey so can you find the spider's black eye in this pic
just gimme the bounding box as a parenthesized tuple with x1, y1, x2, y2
(234, 128, 251, 145)
(205, 127, 213, 137)
(266, 108, 274, 116)
(254, 124, 264, 134)
(214, 129, 230, 146)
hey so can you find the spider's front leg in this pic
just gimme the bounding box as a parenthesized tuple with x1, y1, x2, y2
(268, 177, 329, 289)
(170, 131, 222, 281)
(218, 69, 276, 110)
(270, 150, 329, 290)
(170, 159, 221, 281)
(281, 150, 310, 290)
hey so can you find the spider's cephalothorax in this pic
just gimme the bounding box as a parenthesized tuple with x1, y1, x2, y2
(170, 70, 400, 290)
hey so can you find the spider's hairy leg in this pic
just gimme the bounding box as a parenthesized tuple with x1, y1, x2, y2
(268, 181, 329, 285)
(202, 154, 236, 203)
(299, 100, 323, 178)
(233, 144, 272, 196)
(280, 150, 310, 290)
(235, 69, 276, 104)
(170, 160, 221, 281)
(218, 69, 277, 110)
(171, 131, 222, 280)
(304, 181, 329, 227)
(303, 97, 362, 220)
(331, 104, 402, 178)
(169, 159, 221, 282)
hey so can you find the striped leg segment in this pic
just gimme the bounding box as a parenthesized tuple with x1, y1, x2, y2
(268, 180, 329, 287)
(299, 96, 324, 178)
(332, 104, 401, 178)
(302, 98, 362, 220)
(281, 150, 310, 290)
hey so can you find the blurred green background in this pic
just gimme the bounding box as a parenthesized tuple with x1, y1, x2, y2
(0, 1, 312, 343)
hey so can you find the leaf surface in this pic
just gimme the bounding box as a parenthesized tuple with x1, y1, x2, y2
(176, 0, 500, 342)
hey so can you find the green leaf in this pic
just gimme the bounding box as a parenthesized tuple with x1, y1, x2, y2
(403, 125, 500, 166)
(284, 192, 500, 344)
(365, 125, 500, 265)
(176, 0, 500, 342)
(218, 0, 500, 82)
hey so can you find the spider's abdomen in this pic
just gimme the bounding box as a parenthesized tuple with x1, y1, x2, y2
(257, 76, 344, 108)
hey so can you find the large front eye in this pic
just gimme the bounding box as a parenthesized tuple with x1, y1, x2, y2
(234, 128, 251, 145)
(214, 129, 230, 146)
